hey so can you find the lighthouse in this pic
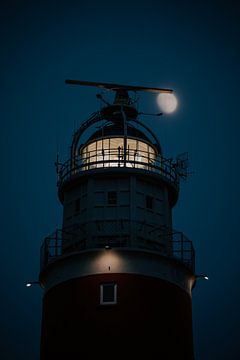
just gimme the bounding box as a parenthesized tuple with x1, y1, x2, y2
(39, 80, 196, 359)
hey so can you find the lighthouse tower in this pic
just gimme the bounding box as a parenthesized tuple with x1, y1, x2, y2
(39, 80, 196, 359)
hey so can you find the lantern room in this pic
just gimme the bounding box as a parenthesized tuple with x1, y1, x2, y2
(77, 117, 159, 171)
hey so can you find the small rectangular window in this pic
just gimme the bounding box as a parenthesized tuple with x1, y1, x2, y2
(75, 198, 80, 213)
(146, 195, 153, 209)
(100, 283, 117, 305)
(108, 191, 117, 205)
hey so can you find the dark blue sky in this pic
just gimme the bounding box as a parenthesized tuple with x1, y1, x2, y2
(1, 1, 240, 359)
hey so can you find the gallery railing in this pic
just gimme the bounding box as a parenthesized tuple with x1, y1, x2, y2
(40, 220, 195, 272)
(57, 149, 179, 188)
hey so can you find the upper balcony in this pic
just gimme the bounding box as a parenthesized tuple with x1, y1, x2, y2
(57, 144, 179, 193)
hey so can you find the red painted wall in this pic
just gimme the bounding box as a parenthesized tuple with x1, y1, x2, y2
(41, 273, 194, 359)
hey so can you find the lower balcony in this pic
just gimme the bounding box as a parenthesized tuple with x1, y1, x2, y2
(40, 220, 195, 273)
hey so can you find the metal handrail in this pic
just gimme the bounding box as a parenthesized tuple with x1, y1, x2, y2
(57, 149, 179, 188)
(40, 222, 195, 272)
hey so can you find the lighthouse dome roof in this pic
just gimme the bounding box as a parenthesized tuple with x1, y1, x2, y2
(87, 122, 156, 147)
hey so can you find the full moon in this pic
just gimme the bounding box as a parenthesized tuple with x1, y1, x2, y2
(157, 93, 178, 113)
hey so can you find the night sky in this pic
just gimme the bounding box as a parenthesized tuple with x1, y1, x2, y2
(1, 1, 240, 359)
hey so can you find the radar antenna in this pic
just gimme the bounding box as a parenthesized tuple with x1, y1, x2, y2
(65, 79, 173, 94)
(65, 79, 173, 117)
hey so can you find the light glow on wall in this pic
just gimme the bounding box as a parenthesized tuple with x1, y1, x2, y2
(92, 249, 126, 273)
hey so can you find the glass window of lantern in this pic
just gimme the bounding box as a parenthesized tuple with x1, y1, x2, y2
(101, 138, 109, 166)
(96, 139, 103, 167)
(109, 138, 124, 166)
(81, 137, 156, 170)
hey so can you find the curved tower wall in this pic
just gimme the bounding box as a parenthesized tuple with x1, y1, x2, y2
(61, 171, 173, 253)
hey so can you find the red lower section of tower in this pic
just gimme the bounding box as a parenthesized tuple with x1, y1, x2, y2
(41, 273, 194, 360)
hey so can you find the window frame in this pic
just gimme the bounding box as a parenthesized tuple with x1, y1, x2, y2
(107, 191, 117, 205)
(146, 195, 154, 209)
(100, 283, 117, 305)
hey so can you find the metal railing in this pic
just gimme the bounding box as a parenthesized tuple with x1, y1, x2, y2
(57, 149, 179, 188)
(40, 221, 195, 272)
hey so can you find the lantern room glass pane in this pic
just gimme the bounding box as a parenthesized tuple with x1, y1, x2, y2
(80, 137, 156, 170)
(96, 140, 103, 150)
